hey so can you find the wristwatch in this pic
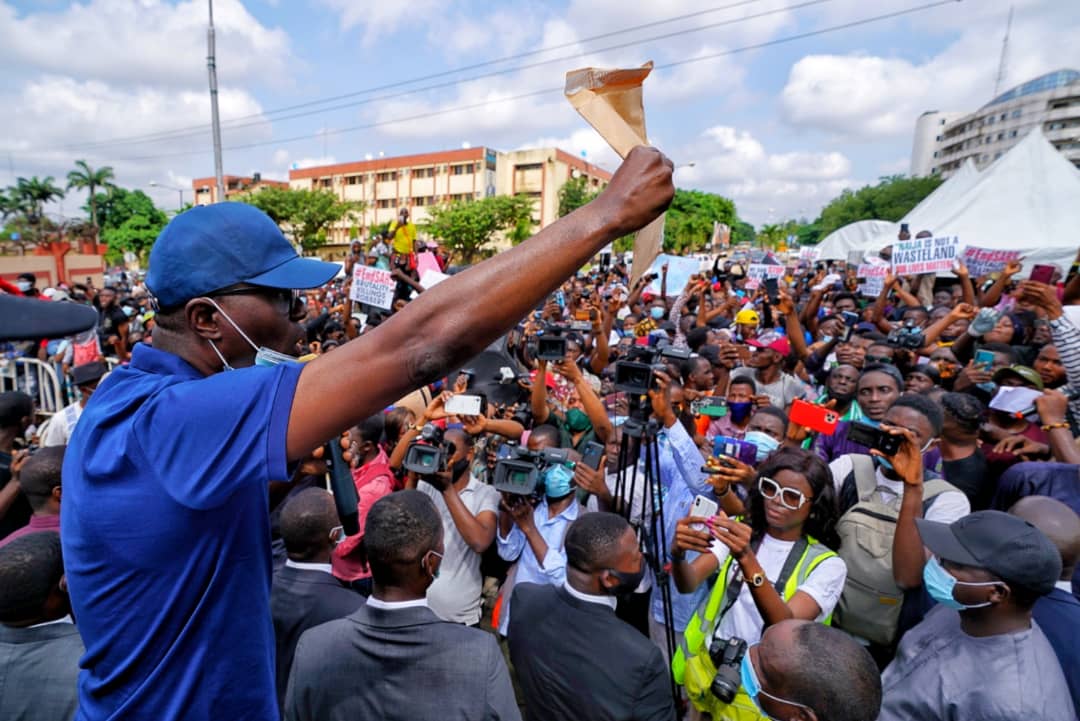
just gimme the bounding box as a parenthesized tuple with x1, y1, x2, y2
(748, 571, 766, 588)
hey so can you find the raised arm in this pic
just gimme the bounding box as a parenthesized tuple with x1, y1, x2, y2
(287, 148, 673, 460)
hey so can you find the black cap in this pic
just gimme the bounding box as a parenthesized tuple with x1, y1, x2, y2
(72, 361, 108, 387)
(916, 510, 1061, 595)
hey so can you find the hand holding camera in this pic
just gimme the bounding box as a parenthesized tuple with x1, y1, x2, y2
(872, 424, 924, 488)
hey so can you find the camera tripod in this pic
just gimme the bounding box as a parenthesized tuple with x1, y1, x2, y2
(613, 395, 680, 708)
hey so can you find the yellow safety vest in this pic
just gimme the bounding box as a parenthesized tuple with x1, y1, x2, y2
(672, 536, 836, 720)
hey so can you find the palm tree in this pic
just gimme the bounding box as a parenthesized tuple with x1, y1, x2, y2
(15, 176, 65, 224)
(67, 160, 116, 229)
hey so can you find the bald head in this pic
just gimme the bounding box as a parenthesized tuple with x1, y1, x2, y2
(1010, 496, 1080, 580)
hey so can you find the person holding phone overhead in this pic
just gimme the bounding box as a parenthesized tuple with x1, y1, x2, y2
(669, 447, 846, 720)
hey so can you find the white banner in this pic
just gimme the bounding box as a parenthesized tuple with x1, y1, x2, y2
(892, 235, 960, 276)
(350, 266, 395, 309)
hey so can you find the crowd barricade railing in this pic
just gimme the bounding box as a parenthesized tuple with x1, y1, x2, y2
(0, 357, 65, 419)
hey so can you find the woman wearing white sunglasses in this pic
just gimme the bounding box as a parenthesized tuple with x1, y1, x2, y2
(670, 447, 847, 721)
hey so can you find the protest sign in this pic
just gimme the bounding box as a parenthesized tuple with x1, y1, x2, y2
(960, 246, 1022, 279)
(420, 268, 451, 289)
(746, 264, 785, 281)
(891, 235, 960, 276)
(798, 246, 821, 264)
(350, 266, 395, 309)
(643, 254, 699, 295)
(416, 251, 442, 276)
(856, 264, 888, 298)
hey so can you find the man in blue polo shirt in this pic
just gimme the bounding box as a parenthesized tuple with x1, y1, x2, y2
(62, 147, 673, 720)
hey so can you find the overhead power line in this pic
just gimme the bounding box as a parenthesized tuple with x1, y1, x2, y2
(52, 0, 774, 152)
(104, 0, 959, 164)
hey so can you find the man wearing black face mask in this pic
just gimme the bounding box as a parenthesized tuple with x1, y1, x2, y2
(509, 512, 674, 721)
(416, 428, 499, 626)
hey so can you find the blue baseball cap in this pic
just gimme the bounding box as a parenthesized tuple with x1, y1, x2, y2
(146, 202, 340, 308)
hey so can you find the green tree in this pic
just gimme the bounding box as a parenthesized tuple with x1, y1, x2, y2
(557, 175, 600, 217)
(423, 194, 535, 263)
(731, 220, 755, 246)
(663, 189, 737, 254)
(90, 187, 169, 263)
(241, 186, 363, 252)
(66, 160, 116, 231)
(14, 176, 65, 223)
(815, 175, 943, 239)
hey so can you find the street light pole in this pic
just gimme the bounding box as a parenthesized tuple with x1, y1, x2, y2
(207, 0, 225, 203)
(149, 182, 186, 211)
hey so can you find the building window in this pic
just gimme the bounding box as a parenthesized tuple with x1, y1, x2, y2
(413, 166, 435, 179)
(994, 152, 1003, 159)
(376, 171, 398, 182)
(1010, 109, 1021, 119)
(412, 196, 436, 207)
(997, 132, 1005, 141)
(450, 164, 472, 176)
(999, 113, 1007, 121)
(345, 175, 363, 185)
(318, 178, 332, 188)
(1009, 130, 1018, 138)
(376, 198, 396, 209)
(515, 163, 543, 172)
(986, 116, 995, 125)
(932, 151, 938, 158)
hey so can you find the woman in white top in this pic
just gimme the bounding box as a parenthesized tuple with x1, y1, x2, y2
(670, 447, 847, 719)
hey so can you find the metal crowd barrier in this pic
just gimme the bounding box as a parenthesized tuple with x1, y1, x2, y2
(0, 357, 66, 418)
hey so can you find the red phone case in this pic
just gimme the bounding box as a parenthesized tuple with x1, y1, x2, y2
(789, 399, 840, 436)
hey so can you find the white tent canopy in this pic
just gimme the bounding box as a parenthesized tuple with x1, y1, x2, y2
(814, 129, 1080, 272)
(814, 219, 899, 261)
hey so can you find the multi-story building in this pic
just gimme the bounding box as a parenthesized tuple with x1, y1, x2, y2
(284, 146, 611, 258)
(910, 69, 1080, 178)
(192, 173, 288, 205)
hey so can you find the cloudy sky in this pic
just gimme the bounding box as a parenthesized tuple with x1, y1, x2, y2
(3, 0, 1079, 226)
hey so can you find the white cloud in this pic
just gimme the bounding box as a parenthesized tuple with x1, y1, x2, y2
(675, 125, 856, 224)
(778, 0, 1080, 139)
(318, 0, 441, 45)
(291, 156, 337, 170)
(0, 0, 293, 88)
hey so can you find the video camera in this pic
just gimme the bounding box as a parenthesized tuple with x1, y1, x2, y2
(886, 319, 925, 349)
(493, 444, 572, 496)
(403, 423, 458, 475)
(614, 341, 691, 395)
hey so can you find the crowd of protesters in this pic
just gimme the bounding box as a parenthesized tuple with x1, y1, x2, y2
(1, 152, 1080, 721)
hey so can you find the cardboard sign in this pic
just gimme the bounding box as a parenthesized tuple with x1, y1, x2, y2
(747, 264, 785, 281)
(798, 246, 821, 263)
(350, 266, 395, 309)
(891, 235, 960, 276)
(856, 264, 888, 298)
(960, 246, 1022, 279)
(565, 62, 663, 286)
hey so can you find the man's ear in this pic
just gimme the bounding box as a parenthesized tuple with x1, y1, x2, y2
(186, 299, 223, 340)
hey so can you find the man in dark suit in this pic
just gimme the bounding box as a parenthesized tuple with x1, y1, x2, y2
(1011, 495, 1080, 717)
(271, 488, 364, 713)
(0, 532, 83, 721)
(284, 490, 520, 721)
(508, 511, 675, 721)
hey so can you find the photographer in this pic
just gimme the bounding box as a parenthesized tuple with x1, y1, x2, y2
(531, 357, 613, 452)
(495, 425, 580, 635)
(415, 427, 500, 626)
(670, 447, 845, 720)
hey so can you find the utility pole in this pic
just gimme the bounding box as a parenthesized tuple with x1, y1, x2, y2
(993, 6, 1013, 98)
(207, 0, 225, 202)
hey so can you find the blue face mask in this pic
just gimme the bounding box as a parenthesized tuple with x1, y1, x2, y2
(740, 648, 810, 720)
(202, 297, 300, 371)
(729, 401, 753, 424)
(650, 306, 666, 320)
(544, 463, 575, 498)
(922, 556, 997, 611)
(743, 431, 779, 463)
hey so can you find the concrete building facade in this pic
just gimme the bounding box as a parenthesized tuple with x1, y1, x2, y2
(910, 69, 1080, 178)
(284, 146, 612, 252)
(192, 174, 288, 205)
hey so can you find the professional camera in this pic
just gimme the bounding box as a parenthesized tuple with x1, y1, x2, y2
(534, 324, 569, 361)
(403, 423, 457, 475)
(886, 319, 925, 349)
(708, 637, 748, 703)
(493, 444, 572, 496)
(614, 342, 692, 395)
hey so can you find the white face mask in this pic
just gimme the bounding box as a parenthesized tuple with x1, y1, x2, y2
(15, 280, 32, 292)
(201, 297, 298, 371)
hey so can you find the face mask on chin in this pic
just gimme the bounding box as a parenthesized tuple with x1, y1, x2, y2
(201, 297, 297, 371)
